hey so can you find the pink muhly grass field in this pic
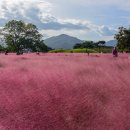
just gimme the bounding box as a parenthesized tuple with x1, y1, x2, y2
(0, 53, 130, 130)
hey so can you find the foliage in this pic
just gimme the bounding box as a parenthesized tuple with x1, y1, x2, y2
(94, 47, 112, 53)
(73, 40, 106, 53)
(114, 26, 130, 51)
(74, 41, 94, 49)
(49, 47, 113, 53)
(82, 41, 94, 48)
(0, 45, 3, 51)
(94, 41, 106, 52)
(0, 20, 49, 53)
(49, 48, 67, 53)
(49, 48, 107, 53)
(73, 43, 82, 49)
(74, 40, 106, 51)
(94, 41, 105, 47)
(69, 48, 98, 53)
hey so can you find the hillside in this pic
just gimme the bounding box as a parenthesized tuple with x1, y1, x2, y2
(44, 34, 83, 49)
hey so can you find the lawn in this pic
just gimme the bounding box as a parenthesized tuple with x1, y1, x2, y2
(0, 53, 130, 130)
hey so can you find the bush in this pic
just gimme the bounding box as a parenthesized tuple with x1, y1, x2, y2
(49, 47, 113, 53)
(49, 49, 66, 53)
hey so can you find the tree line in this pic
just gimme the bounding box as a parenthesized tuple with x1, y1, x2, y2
(74, 26, 130, 53)
(73, 40, 106, 52)
(0, 20, 130, 54)
(74, 40, 105, 48)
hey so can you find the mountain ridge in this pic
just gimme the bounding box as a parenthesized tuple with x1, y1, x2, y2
(44, 34, 83, 49)
(44, 34, 117, 49)
(105, 40, 117, 47)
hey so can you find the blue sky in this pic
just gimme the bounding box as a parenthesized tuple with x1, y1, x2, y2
(0, 0, 130, 41)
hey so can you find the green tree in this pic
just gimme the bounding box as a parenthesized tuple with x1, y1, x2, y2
(82, 41, 94, 48)
(0, 45, 3, 51)
(73, 43, 82, 49)
(114, 26, 130, 52)
(1, 20, 49, 54)
(73, 41, 94, 49)
(95, 41, 106, 52)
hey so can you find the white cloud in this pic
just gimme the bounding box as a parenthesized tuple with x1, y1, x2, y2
(0, 0, 52, 20)
(0, 0, 117, 40)
(96, 25, 117, 36)
(40, 24, 116, 41)
(47, 0, 130, 11)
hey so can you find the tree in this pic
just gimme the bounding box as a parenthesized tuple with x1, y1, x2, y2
(0, 45, 3, 52)
(73, 43, 82, 49)
(114, 26, 130, 52)
(1, 20, 49, 54)
(82, 41, 94, 48)
(95, 41, 106, 52)
(73, 41, 94, 49)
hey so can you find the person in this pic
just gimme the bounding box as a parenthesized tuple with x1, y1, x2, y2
(5, 50, 8, 55)
(112, 47, 118, 57)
